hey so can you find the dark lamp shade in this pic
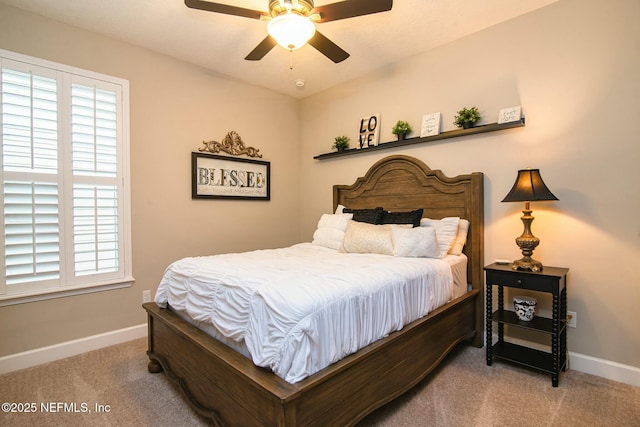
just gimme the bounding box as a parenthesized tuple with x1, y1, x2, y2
(502, 169, 558, 202)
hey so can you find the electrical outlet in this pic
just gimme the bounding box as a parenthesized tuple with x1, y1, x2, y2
(142, 290, 151, 303)
(567, 311, 577, 328)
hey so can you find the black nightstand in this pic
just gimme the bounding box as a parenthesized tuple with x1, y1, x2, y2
(485, 263, 569, 387)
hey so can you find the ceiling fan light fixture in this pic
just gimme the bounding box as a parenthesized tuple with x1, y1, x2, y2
(267, 13, 316, 51)
(186, 0, 393, 62)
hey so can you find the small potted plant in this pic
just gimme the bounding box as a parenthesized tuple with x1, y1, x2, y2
(392, 120, 412, 140)
(332, 135, 350, 152)
(454, 106, 481, 129)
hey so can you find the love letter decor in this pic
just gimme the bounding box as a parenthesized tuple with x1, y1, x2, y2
(358, 114, 380, 149)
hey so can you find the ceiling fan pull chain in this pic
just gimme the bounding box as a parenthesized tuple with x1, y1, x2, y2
(289, 50, 294, 70)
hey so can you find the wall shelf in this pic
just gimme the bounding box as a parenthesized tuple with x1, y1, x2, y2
(313, 118, 525, 160)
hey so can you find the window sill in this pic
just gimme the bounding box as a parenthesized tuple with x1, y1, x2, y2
(0, 277, 135, 307)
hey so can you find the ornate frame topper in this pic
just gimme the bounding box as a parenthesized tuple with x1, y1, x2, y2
(199, 131, 262, 158)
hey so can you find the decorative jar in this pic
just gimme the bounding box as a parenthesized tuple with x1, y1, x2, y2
(513, 296, 537, 321)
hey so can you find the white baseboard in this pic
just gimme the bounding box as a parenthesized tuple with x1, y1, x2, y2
(2, 326, 639, 389)
(491, 335, 640, 388)
(569, 351, 640, 388)
(0, 323, 147, 375)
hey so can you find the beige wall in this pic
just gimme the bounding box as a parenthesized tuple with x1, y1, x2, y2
(299, 0, 640, 368)
(0, 5, 301, 356)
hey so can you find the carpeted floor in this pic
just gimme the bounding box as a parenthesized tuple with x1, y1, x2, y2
(1, 338, 638, 426)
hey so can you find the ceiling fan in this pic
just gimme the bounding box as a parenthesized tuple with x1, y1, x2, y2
(184, 0, 393, 63)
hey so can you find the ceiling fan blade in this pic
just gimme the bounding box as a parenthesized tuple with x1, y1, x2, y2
(307, 31, 349, 63)
(184, 0, 266, 20)
(314, 0, 392, 23)
(245, 36, 277, 61)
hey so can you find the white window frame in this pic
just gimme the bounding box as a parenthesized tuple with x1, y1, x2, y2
(0, 49, 133, 306)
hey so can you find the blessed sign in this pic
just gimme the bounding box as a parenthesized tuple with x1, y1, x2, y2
(197, 168, 266, 189)
(192, 153, 270, 200)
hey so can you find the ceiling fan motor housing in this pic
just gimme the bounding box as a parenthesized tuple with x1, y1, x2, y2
(269, 0, 314, 17)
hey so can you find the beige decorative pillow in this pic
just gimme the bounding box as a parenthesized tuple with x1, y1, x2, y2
(340, 221, 394, 255)
(391, 226, 439, 258)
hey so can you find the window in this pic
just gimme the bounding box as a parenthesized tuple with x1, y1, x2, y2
(0, 49, 132, 305)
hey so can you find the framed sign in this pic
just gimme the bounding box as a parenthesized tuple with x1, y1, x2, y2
(192, 153, 270, 200)
(358, 114, 380, 148)
(498, 106, 522, 124)
(420, 112, 441, 137)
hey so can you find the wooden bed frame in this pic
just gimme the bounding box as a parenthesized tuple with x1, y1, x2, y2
(143, 155, 484, 426)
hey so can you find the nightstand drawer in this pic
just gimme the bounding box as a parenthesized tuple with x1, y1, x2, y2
(486, 270, 532, 288)
(485, 269, 565, 293)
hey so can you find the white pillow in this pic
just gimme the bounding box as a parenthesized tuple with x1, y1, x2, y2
(391, 226, 439, 258)
(449, 219, 470, 256)
(340, 220, 394, 255)
(419, 217, 461, 258)
(311, 213, 353, 250)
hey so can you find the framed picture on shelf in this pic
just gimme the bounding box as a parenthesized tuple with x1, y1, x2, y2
(498, 106, 522, 124)
(358, 114, 380, 148)
(420, 113, 441, 137)
(192, 152, 270, 200)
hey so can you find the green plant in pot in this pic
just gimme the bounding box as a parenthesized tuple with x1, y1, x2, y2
(392, 120, 412, 140)
(332, 135, 350, 152)
(454, 106, 481, 129)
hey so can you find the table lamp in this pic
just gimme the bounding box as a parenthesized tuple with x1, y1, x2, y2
(502, 169, 558, 271)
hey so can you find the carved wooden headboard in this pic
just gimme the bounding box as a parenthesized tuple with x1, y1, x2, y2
(333, 155, 484, 292)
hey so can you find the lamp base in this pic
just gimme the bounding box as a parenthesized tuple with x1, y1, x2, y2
(511, 204, 543, 272)
(511, 256, 543, 272)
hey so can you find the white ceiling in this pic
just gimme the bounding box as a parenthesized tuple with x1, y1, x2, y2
(0, 0, 559, 98)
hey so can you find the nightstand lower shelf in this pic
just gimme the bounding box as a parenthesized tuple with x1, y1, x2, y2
(491, 341, 557, 374)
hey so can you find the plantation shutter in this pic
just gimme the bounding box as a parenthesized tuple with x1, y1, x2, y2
(71, 82, 121, 277)
(1, 50, 132, 302)
(1, 63, 61, 288)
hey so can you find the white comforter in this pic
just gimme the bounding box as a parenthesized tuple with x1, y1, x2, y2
(155, 243, 453, 383)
